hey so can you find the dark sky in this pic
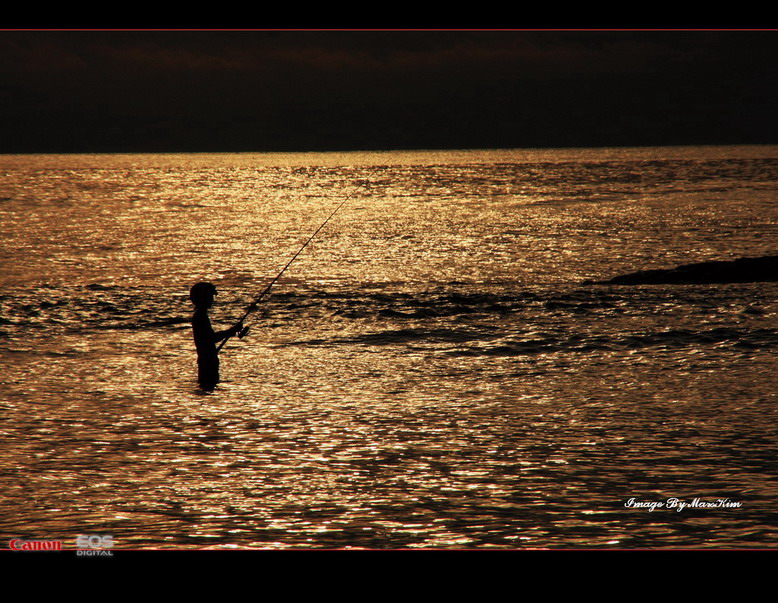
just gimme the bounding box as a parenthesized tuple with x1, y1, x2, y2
(2, 30, 777, 153)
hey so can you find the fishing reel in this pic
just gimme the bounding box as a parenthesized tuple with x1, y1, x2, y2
(237, 326, 250, 339)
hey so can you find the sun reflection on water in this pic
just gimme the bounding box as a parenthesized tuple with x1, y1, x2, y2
(1, 148, 777, 548)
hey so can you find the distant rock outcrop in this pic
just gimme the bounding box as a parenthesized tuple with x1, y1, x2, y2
(585, 255, 778, 285)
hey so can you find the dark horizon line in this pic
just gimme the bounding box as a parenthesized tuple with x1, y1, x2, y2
(2, 140, 778, 156)
(2, 22, 777, 30)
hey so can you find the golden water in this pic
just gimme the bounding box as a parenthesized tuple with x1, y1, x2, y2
(1, 147, 777, 548)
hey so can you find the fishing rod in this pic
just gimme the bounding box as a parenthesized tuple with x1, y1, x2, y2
(217, 171, 375, 353)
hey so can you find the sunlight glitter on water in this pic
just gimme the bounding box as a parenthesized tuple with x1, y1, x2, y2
(1, 147, 777, 548)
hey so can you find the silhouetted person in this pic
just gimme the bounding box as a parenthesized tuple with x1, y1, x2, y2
(190, 282, 243, 390)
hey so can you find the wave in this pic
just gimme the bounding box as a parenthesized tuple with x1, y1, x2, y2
(446, 327, 778, 357)
(1, 283, 776, 358)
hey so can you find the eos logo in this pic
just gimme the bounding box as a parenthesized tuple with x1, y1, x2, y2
(76, 534, 114, 556)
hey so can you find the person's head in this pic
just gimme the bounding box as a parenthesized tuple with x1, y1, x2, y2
(190, 281, 217, 308)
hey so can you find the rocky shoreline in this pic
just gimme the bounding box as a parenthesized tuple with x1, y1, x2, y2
(585, 255, 778, 285)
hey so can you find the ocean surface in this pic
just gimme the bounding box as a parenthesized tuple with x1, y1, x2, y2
(1, 146, 776, 550)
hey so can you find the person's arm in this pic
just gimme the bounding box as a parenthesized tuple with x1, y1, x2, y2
(213, 322, 243, 343)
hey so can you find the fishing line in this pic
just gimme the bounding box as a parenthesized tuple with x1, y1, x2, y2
(217, 168, 378, 352)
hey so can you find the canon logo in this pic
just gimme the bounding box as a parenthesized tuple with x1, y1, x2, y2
(9, 538, 63, 551)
